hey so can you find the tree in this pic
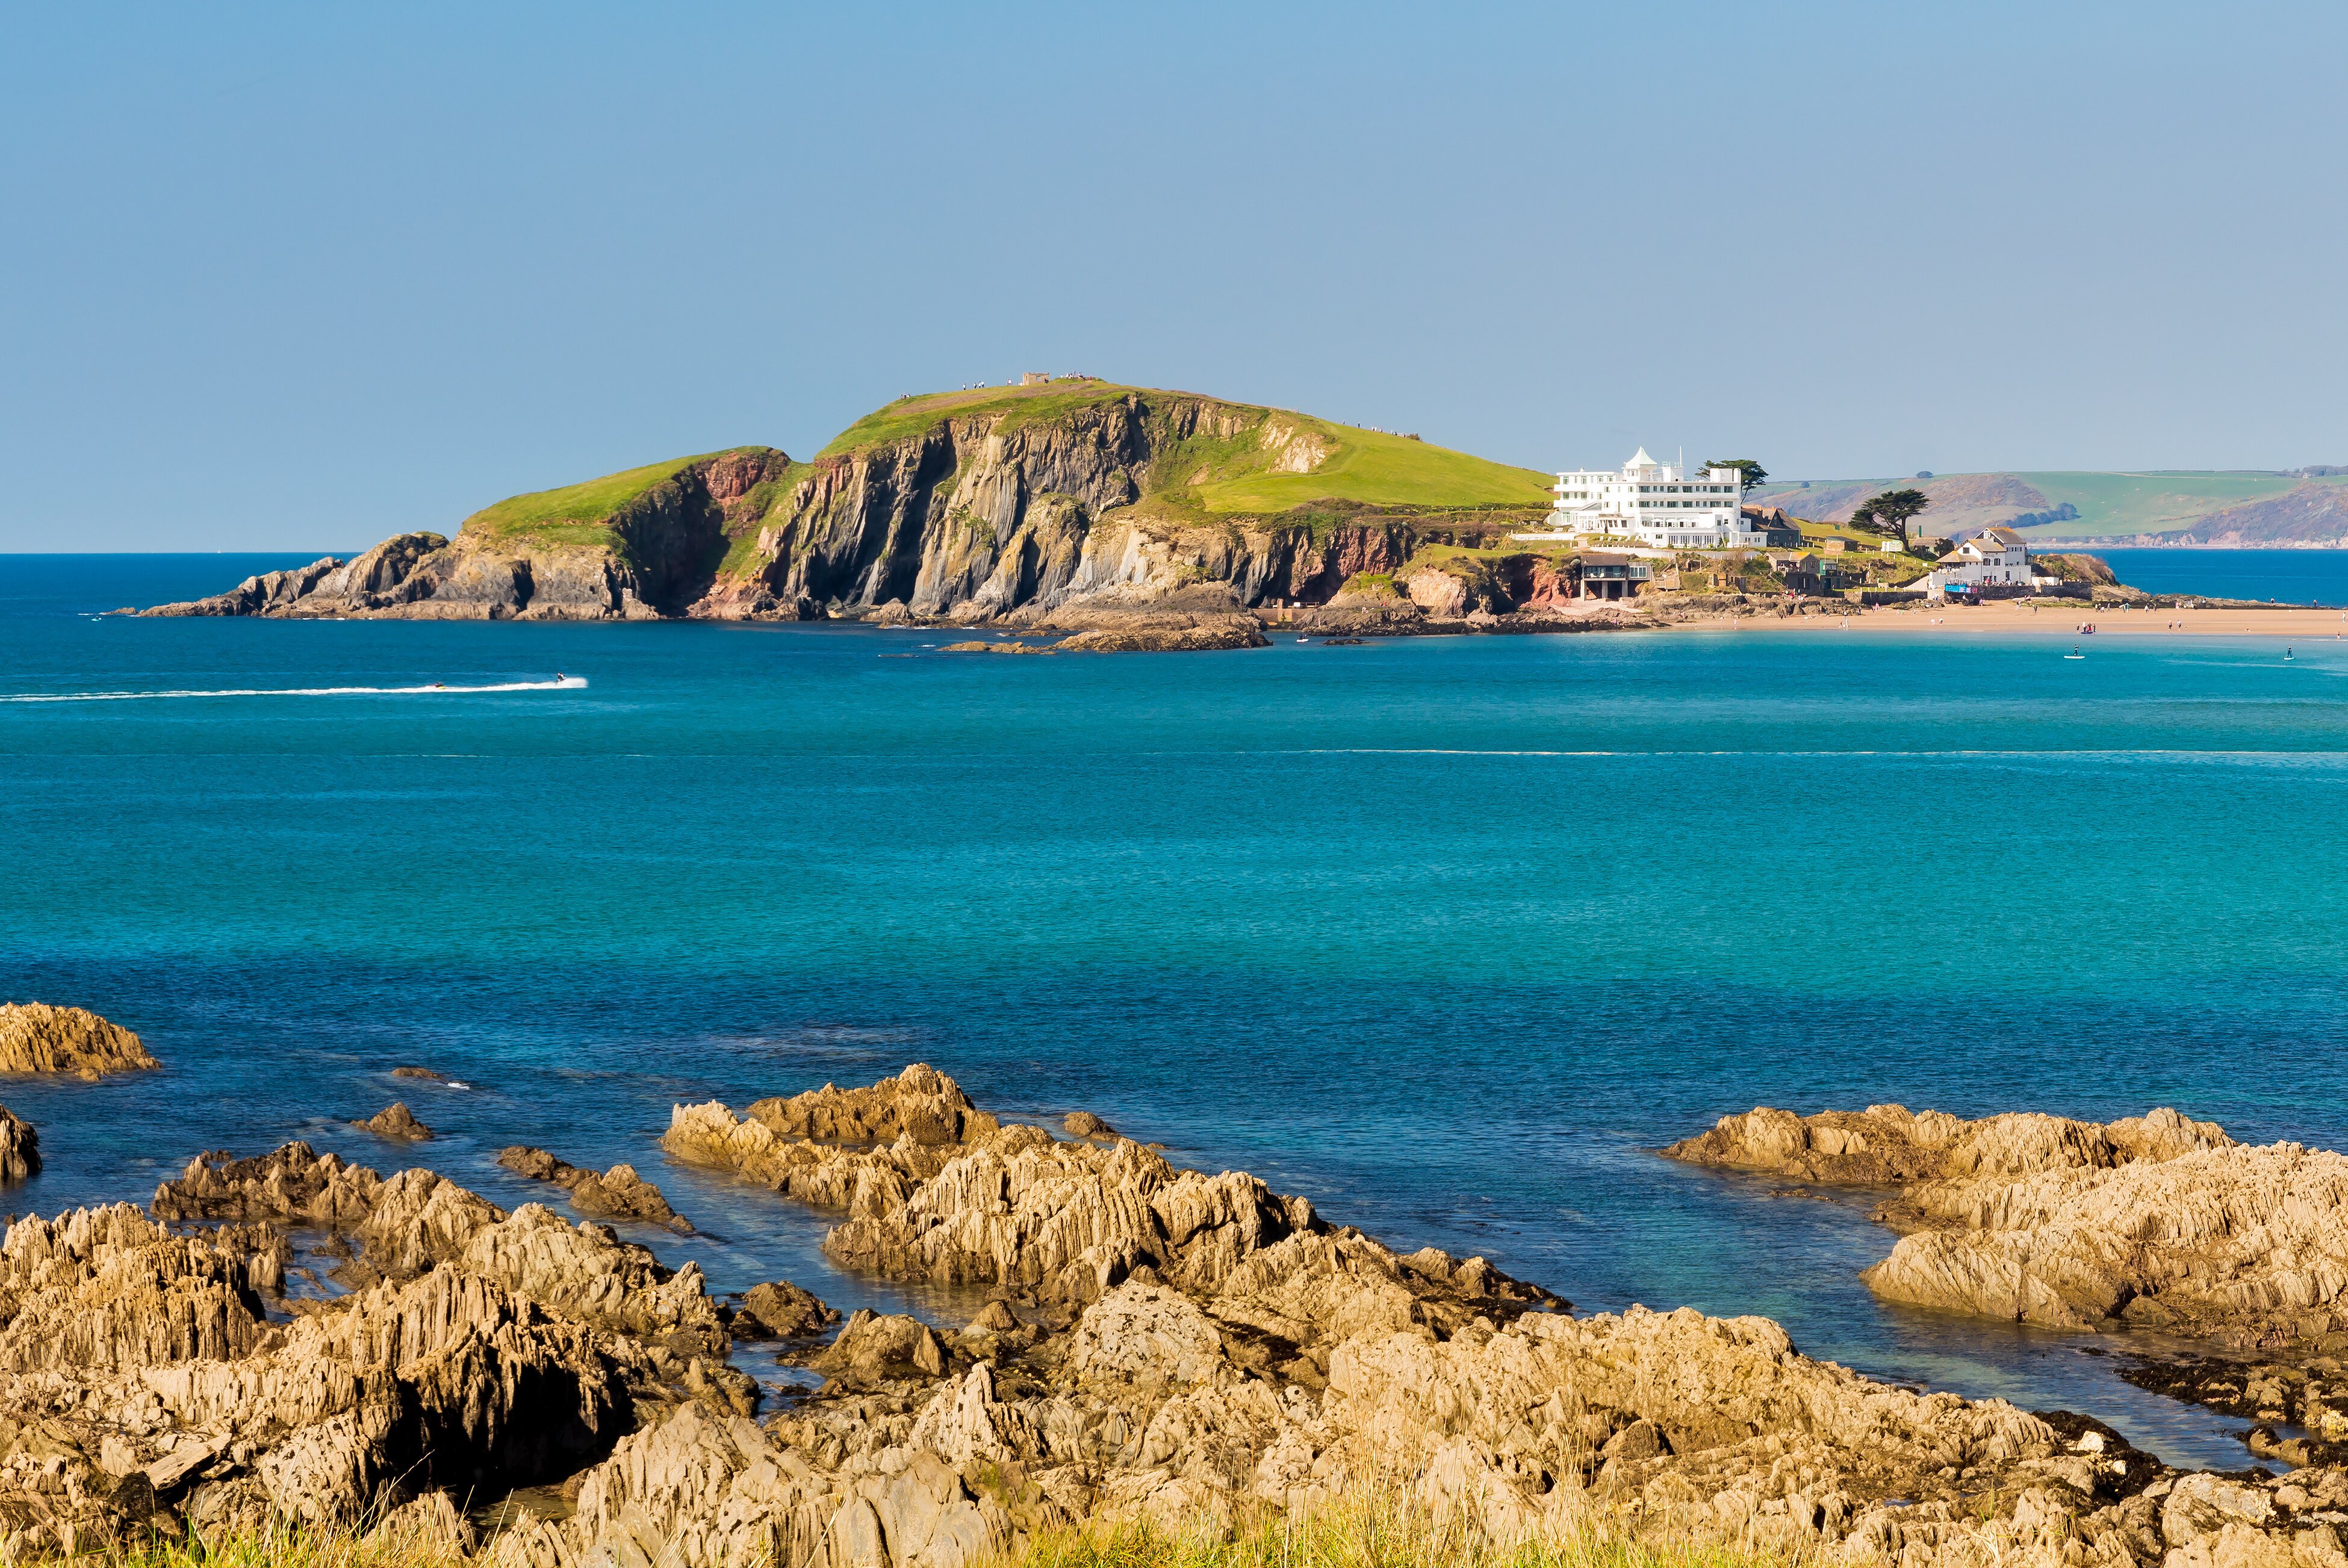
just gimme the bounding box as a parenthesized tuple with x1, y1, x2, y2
(1703, 458, 1768, 492)
(1851, 488, 1931, 548)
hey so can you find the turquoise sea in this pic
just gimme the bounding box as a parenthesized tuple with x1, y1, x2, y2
(7, 552, 2348, 1469)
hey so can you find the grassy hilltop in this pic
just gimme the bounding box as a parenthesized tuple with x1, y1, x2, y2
(455, 381, 1554, 562)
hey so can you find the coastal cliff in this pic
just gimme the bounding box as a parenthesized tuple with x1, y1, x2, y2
(144, 384, 1552, 638)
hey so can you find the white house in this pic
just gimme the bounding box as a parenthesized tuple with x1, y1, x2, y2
(1916, 525, 2033, 597)
(1547, 449, 1766, 549)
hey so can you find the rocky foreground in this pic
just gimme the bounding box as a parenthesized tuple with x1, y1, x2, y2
(1664, 1103, 2348, 1346)
(5, 1072, 2348, 1567)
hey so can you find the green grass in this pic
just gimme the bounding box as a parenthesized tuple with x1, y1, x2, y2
(452, 383, 1554, 565)
(1190, 423, 1551, 514)
(816, 382, 1141, 460)
(1016, 1495, 1781, 1568)
(460, 447, 782, 548)
(88, 1493, 1787, 1568)
(816, 383, 1551, 515)
(98, 1520, 459, 1568)
(2010, 471, 2348, 538)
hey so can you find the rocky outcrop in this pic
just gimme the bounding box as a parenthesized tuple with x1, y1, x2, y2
(746, 1064, 999, 1146)
(1862, 1139, 2348, 1341)
(736, 1280, 840, 1340)
(1045, 615, 1269, 652)
(0, 1106, 36, 1181)
(1663, 1103, 2230, 1187)
(145, 450, 798, 621)
(498, 1146, 694, 1233)
(0, 1003, 160, 1077)
(356, 1102, 433, 1141)
(0, 1201, 635, 1554)
(32, 1065, 2348, 1567)
(516, 1064, 2348, 1568)
(0, 1138, 763, 1556)
(1664, 1103, 2348, 1343)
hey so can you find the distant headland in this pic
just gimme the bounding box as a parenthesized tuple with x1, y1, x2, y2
(148, 379, 2306, 648)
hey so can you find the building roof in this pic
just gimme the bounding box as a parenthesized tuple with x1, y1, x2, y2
(1626, 447, 1656, 468)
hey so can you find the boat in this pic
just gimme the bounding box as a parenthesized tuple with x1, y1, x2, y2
(1296, 636, 1310, 643)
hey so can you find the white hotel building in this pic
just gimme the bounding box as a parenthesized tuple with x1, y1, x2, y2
(1545, 448, 1764, 549)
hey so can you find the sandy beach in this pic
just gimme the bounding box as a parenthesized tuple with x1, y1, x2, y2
(1670, 600, 2348, 637)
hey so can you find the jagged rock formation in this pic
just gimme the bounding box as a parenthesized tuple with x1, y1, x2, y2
(356, 1101, 433, 1141)
(1665, 1104, 2348, 1343)
(498, 1146, 694, 1233)
(736, 1280, 840, 1340)
(0, 1140, 754, 1557)
(0, 1106, 36, 1182)
(0, 1003, 160, 1077)
(488, 1065, 2348, 1568)
(1663, 1103, 2231, 1188)
(748, 1065, 999, 1145)
(14, 1070, 2348, 1566)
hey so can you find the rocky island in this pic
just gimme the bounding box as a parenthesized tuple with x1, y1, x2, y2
(7, 1064, 2348, 1568)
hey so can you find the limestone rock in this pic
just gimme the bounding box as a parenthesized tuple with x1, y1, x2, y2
(1862, 1139, 2348, 1340)
(1063, 1111, 1115, 1138)
(1663, 1102, 2229, 1186)
(459, 1203, 724, 1353)
(153, 1142, 386, 1226)
(745, 1064, 997, 1146)
(807, 1310, 949, 1384)
(1663, 1104, 2345, 1342)
(0, 1003, 160, 1076)
(491, 1063, 2348, 1568)
(498, 1145, 694, 1233)
(0, 1105, 37, 1181)
(356, 1102, 433, 1141)
(738, 1280, 840, 1339)
(152, 1142, 503, 1284)
(0, 1200, 637, 1555)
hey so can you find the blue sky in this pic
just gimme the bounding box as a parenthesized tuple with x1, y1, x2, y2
(4, 2, 2344, 550)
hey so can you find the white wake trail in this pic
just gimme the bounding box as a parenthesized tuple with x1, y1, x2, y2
(1, 675, 588, 704)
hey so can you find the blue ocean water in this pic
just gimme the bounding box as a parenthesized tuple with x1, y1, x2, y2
(8, 552, 2348, 1467)
(2098, 548, 2348, 607)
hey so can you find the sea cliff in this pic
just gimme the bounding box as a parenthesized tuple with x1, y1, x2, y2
(143, 384, 1556, 643)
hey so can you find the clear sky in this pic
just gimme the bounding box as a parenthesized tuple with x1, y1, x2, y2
(4, 2, 2344, 551)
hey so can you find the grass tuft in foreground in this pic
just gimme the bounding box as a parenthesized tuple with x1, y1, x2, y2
(1013, 1496, 1781, 1568)
(95, 1520, 465, 1568)
(82, 1494, 1784, 1568)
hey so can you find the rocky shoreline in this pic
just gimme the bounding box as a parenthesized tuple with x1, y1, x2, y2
(1664, 1103, 2348, 1347)
(6, 1018, 2348, 1566)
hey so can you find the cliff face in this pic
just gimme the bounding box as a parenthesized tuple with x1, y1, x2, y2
(691, 393, 1455, 625)
(148, 394, 1539, 627)
(147, 449, 795, 621)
